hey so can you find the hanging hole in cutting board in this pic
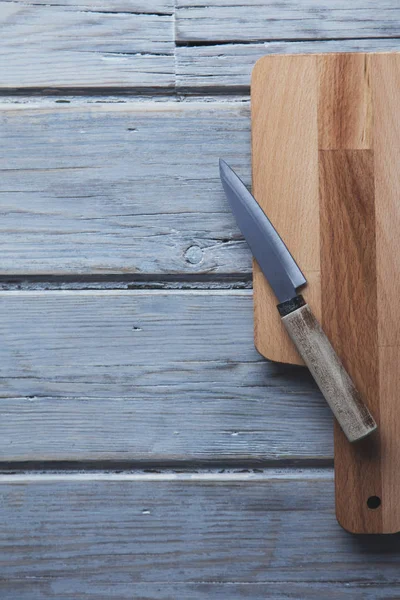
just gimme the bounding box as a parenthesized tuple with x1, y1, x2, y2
(367, 496, 381, 510)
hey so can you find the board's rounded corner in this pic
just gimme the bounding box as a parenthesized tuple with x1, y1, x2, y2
(251, 53, 316, 89)
(251, 54, 269, 72)
(335, 510, 400, 535)
(334, 506, 391, 536)
(383, 527, 400, 535)
(335, 510, 359, 535)
(250, 55, 270, 89)
(254, 336, 274, 363)
(254, 334, 303, 366)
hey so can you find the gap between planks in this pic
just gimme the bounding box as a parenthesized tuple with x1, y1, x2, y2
(0, 288, 252, 296)
(0, 275, 253, 291)
(0, 467, 333, 483)
(0, 458, 334, 472)
(0, 97, 250, 109)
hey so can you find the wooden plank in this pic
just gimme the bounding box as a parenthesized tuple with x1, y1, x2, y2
(373, 54, 400, 349)
(4, 0, 175, 11)
(2, 470, 400, 591)
(252, 54, 320, 364)
(317, 53, 373, 149)
(316, 54, 381, 533)
(0, 290, 331, 462)
(0, 101, 252, 275)
(0, 1, 174, 89)
(176, 40, 400, 91)
(0, 582, 397, 600)
(373, 54, 400, 534)
(319, 148, 381, 533)
(176, 0, 400, 43)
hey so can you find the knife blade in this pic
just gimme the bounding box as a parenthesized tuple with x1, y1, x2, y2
(219, 159, 377, 443)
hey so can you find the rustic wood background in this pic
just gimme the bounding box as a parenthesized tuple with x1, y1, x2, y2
(1, 1, 400, 597)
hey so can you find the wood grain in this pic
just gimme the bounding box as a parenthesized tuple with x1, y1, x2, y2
(373, 54, 400, 349)
(373, 54, 400, 533)
(0, 0, 174, 11)
(176, 40, 400, 91)
(176, 0, 400, 42)
(2, 470, 400, 593)
(0, 101, 251, 275)
(0, 1, 174, 89)
(319, 148, 381, 533)
(252, 54, 320, 364)
(4, 0, 400, 591)
(1, 582, 398, 600)
(252, 52, 400, 533)
(0, 290, 331, 462)
(318, 53, 372, 149)
(318, 53, 400, 534)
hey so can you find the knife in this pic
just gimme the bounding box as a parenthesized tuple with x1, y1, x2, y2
(219, 159, 377, 443)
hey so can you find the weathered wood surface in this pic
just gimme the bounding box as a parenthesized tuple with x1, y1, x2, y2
(0, 0, 174, 89)
(3, 0, 400, 594)
(176, 0, 400, 42)
(3, 0, 400, 92)
(1, 471, 400, 595)
(1, 0, 174, 10)
(0, 101, 251, 275)
(1, 582, 397, 600)
(177, 40, 400, 91)
(0, 290, 331, 462)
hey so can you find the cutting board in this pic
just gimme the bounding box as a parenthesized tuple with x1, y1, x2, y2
(252, 52, 400, 534)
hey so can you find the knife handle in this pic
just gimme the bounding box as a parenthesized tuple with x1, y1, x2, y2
(278, 296, 377, 443)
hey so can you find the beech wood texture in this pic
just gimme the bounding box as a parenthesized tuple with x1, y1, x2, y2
(252, 54, 320, 365)
(252, 52, 400, 533)
(282, 303, 376, 442)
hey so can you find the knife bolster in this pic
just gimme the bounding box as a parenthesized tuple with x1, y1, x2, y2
(277, 294, 306, 317)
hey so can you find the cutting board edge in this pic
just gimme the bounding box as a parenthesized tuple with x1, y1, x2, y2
(251, 51, 400, 84)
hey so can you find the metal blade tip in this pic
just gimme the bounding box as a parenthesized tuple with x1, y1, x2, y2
(219, 158, 245, 197)
(219, 158, 231, 179)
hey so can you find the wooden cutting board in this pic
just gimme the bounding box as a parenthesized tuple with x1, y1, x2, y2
(252, 52, 400, 534)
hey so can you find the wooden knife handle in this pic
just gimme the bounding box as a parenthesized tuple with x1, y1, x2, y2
(278, 296, 377, 443)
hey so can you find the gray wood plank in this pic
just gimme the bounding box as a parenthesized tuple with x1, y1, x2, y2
(0, 101, 251, 275)
(176, 0, 400, 42)
(1, 582, 397, 600)
(0, 290, 331, 462)
(177, 39, 400, 91)
(1, 0, 175, 11)
(0, 470, 399, 594)
(0, 1, 174, 88)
